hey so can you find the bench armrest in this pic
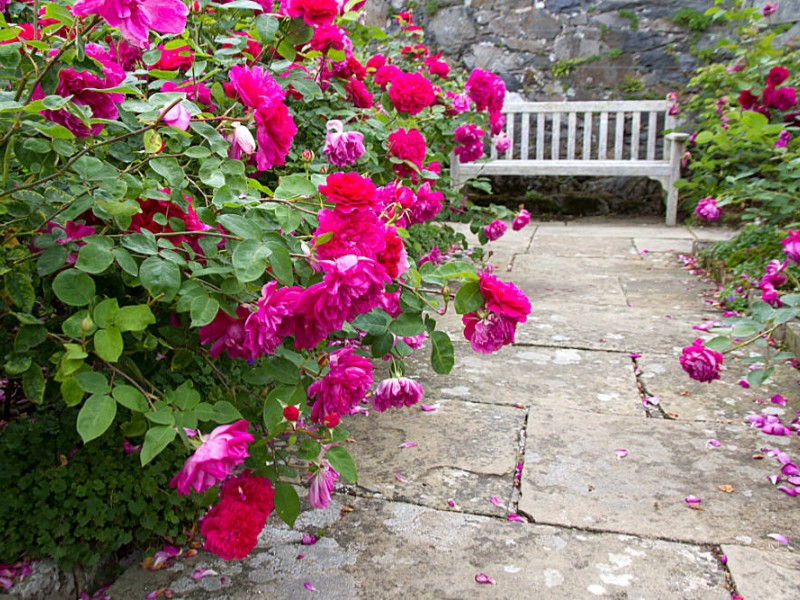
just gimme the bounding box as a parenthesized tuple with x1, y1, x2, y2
(665, 132, 690, 142)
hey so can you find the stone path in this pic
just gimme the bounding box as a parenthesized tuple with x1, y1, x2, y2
(108, 218, 800, 599)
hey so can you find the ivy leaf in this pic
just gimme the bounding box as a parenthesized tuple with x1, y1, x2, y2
(77, 394, 117, 443)
(52, 269, 96, 306)
(140, 425, 177, 466)
(325, 446, 357, 483)
(430, 330, 455, 374)
(273, 482, 300, 528)
(94, 327, 124, 362)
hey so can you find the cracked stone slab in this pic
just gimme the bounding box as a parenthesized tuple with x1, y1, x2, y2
(343, 399, 523, 515)
(722, 544, 800, 600)
(632, 237, 695, 254)
(636, 351, 800, 423)
(396, 340, 642, 415)
(515, 301, 715, 353)
(520, 407, 800, 548)
(108, 497, 730, 599)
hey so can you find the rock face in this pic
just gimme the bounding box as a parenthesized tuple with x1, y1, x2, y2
(367, 0, 800, 101)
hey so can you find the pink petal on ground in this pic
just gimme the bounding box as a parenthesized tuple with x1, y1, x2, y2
(490, 496, 503, 507)
(615, 448, 629, 459)
(447, 498, 456, 507)
(781, 463, 800, 477)
(768, 533, 789, 544)
(399, 442, 418, 449)
(296, 554, 305, 560)
(720, 555, 728, 565)
(394, 472, 408, 483)
(507, 514, 526, 522)
(475, 573, 496, 585)
(771, 394, 788, 406)
(737, 379, 750, 388)
(420, 404, 438, 412)
(191, 568, 218, 581)
(777, 486, 798, 497)
(304, 582, 320, 592)
(301, 533, 318, 545)
(684, 496, 702, 504)
(0, 578, 12, 591)
(513, 403, 526, 409)
(787, 476, 800, 485)
(629, 352, 641, 359)
(707, 439, 721, 448)
(768, 474, 780, 485)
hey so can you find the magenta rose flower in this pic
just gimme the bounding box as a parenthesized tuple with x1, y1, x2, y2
(484, 219, 507, 241)
(512, 209, 531, 231)
(695, 197, 720, 221)
(679, 339, 723, 383)
(372, 377, 424, 412)
(71, 0, 188, 48)
(323, 119, 365, 167)
(453, 123, 485, 164)
(782, 230, 800, 264)
(170, 420, 255, 495)
(388, 71, 436, 116)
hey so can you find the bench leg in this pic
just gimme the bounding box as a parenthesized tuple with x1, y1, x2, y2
(665, 182, 678, 227)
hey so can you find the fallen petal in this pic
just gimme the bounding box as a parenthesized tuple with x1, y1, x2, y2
(737, 379, 750, 388)
(629, 352, 641, 359)
(768, 533, 789, 544)
(447, 499, 457, 508)
(513, 403, 526, 409)
(707, 439, 721, 448)
(475, 573, 496, 585)
(191, 568, 218, 581)
(490, 496, 503, 507)
(420, 404, 438, 412)
(718, 484, 734, 493)
(507, 514, 526, 522)
(304, 582, 320, 592)
(394, 471, 408, 483)
(301, 533, 318, 545)
(771, 394, 788, 406)
(615, 448, 629, 459)
(399, 442, 418, 449)
(777, 486, 798, 497)
(684, 496, 702, 504)
(296, 554, 305, 560)
(781, 463, 800, 477)
(720, 554, 728, 565)
(768, 474, 780, 485)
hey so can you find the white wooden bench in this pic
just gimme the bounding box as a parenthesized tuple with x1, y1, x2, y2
(451, 99, 689, 226)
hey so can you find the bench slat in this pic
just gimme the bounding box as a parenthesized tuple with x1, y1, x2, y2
(630, 112, 641, 160)
(506, 111, 515, 159)
(520, 113, 530, 160)
(455, 159, 672, 178)
(614, 111, 625, 160)
(503, 100, 669, 113)
(598, 112, 609, 160)
(551, 113, 561, 160)
(646, 112, 657, 160)
(536, 113, 545, 160)
(582, 112, 592, 161)
(567, 112, 577, 160)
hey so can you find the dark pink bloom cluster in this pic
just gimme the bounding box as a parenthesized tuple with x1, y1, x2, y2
(782, 230, 800, 264)
(512, 209, 531, 231)
(388, 71, 436, 116)
(373, 377, 424, 412)
(244, 282, 301, 357)
(738, 66, 798, 118)
(484, 219, 507, 241)
(308, 347, 374, 422)
(465, 69, 505, 114)
(129, 193, 209, 250)
(323, 120, 365, 167)
(200, 306, 251, 360)
(463, 273, 532, 354)
(281, 0, 340, 27)
(408, 183, 443, 225)
(170, 420, 254, 495)
(453, 123, 486, 164)
(679, 339, 723, 383)
(759, 259, 788, 307)
(201, 470, 275, 560)
(387, 128, 427, 178)
(71, 0, 188, 48)
(775, 130, 791, 148)
(228, 64, 296, 171)
(694, 196, 720, 221)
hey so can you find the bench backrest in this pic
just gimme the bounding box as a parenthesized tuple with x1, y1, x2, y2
(493, 100, 677, 162)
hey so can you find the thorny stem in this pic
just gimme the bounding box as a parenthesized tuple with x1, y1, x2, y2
(722, 324, 781, 355)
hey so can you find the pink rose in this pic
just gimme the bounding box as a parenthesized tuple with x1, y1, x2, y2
(679, 339, 723, 383)
(170, 420, 254, 495)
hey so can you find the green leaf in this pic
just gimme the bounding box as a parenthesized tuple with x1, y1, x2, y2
(199, 158, 225, 188)
(704, 336, 730, 352)
(37, 245, 68, 276)
(112, 384, 149, 413)
(113, 248, 139, 276)
(5, 355, 32, 376)
(389, 312, 426, 337)
(747, 367, 774, 387)
(93, 298, 120, 329)
(232, 240, 269, 283)
(430, 330, 455, 374)
(168, 381, 201, 411)
(4, 271, 35, 312)
(75, 371, 110, 394)
(150, 157, 185, 188)
(273, 174, 318, 200)
(52, 269, 96, 306)
(265, 242, 293, 286)
(190, 294, 220, 327)
(352, 309, 391, 336)
(255, 13, 279, 42)
(14, 325, 47, 352)
(76, 237, 115, 274)
(61, 377, 85, 407)
(145, 409, 175, 425)
(22, 363, 45, 404)
(217, 214, 262, 239)
(94, 327, 124, 362)
(115, 304, 156, 332)
(298, 438, 321, 460)
(454, 281, 484, 314)
(433, 261, 479, 280)
(189, 122, 229, 157)
(73, 156, 117, 181)
(140, 425, 177, 466)
(211, 400, 243, 424)
(77, 394, 117, 443)
(273, 482, 300, 528)
(121, 233, 159, 255)
(325, 446, 357, 483)
(139, 257, 181, 301)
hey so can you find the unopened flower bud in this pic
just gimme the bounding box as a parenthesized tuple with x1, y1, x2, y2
(301, 149, 314, 162)
(283, 405, 300, 422)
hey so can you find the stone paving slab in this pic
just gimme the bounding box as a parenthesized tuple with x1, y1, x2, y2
(530, 235, 638, 259)
(632, 237, 695, 254)
(519, 407, 800, 549)
(722, 544, 800, 600)
(402, 340, 643, 415)
(515, 301, 714, 353)
(343, 399, 523, 515)
(108, 497, 730, 599)
(636, 351, 800, 423)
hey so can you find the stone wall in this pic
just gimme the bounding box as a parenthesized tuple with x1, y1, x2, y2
(366, 0, 800, 101)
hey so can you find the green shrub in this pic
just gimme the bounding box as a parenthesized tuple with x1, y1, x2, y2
(673, 8, 713, 32)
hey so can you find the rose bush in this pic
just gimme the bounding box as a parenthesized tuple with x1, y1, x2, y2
(0, 0, 530, 566)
